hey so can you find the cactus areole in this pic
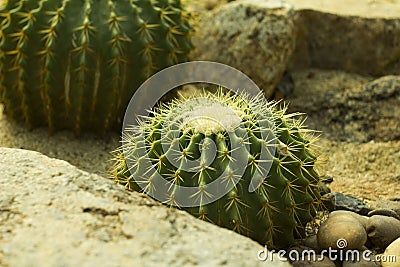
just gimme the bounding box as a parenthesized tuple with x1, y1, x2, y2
(0, 0, 193, 134)
(110, 90, 323, 248)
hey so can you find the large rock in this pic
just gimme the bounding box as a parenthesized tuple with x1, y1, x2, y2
(287, 70, 400, 142)
(287, 0, 400, 75)
(0, 148, 291, 267)
(192, 0, 297, 97)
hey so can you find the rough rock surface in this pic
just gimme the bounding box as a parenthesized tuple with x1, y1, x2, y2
(287, 70, 400, 142)
(367, 215, 400, 250)
(0, 148, 291, 267)
(191, 0, 296, 97)
(287, 0, 400, 75)
(382, 237, 400, 267)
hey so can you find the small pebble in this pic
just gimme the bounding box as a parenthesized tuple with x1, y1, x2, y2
(367, 215, 400, 250)
(382, 237, 400, 267)
(301, 235, 319, 251)
(318, 215, 367, 250)
(368, 209, 400, 221)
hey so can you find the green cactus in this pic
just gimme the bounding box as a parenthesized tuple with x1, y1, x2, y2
(0, 0, 193, 135)
(110, 90, 323, 248)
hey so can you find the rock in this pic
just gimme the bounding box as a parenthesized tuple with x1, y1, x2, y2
(287, 246, 335, 267)
(317, 215, 367, 250)
(286, 0, 400, 76)
(367, 215, 400, 250)
(291, 256, 335, 267)
(382, 237, 400, 267)
(325, 192, 372, 215)
(370, 200, 400, 217)
(329, 210, 368, 229)
(192, 0, 297, 97)
(0, 148, 292, 267)
(342, 257, 381, 267)
(301, 235, 319, 251)
(368, 209, 400, 221)
(287, 71, 400, 142)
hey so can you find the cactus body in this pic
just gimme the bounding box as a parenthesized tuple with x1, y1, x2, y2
(110, 90, 323, 248)
(0, 0, 193, 134)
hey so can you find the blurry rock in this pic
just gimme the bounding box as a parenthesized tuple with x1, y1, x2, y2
(367, 215, 400, 250)
(317, 215, 367, 250)
(192, 0, 296, 97)
(370, 200, 400, 217)
(301, 235, 319, 251)
(0, 148, 291, 267)
(382, 237, 400, 267)
(342, 257, 381, 267)
(287, 246, 335, 267)
(291, 256, 335, 267)
(368, 209, 400, 221)
(329, 210, 368, 229)
(327, 192, 371, 215)
(287, 0, 400, 75)
(287, 72, 400, 142)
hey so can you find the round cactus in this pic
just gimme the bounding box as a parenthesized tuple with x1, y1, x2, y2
(0, 0, 193, 135)
(110, 89, 323, 248)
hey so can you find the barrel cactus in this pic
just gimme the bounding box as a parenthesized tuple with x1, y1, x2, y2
(0, 0, 193, 134)
(110, 89, 323, 248)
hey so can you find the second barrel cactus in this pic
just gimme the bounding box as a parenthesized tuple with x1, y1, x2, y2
(110, 90, 323, 248)
(0, 0, 193, 134)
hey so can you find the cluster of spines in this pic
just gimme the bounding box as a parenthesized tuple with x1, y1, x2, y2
(0, 0, 193, 134)
(110, 91, 323, 248)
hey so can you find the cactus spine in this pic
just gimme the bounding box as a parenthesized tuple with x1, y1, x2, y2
(110, 90, 323, 248)
(0, 0, 193, 134)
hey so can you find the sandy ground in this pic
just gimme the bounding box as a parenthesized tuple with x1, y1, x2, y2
(0, 102, 398, 202)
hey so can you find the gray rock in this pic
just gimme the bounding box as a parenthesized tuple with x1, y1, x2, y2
(0, 148, 292, 267)
(367, 215, 400, 250)
(291, 256, 335, 267)
(370, 201, 400, 217)
(317, 215, 367, 250)
(368, 209, 400, 221)
(382, 237, 400, 267)
(342, 257, 381, 267)
(192, 0, 297, 97)
(287, 72, 400, 142)
(301, 235, 319, 251)
(287, 246, 335, 267)
(287, 0, 400, 76)
(328, 192, 372, 215)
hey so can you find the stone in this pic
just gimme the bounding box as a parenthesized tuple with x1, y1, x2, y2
(327, 192, 372, 215)
(287, 246, 335, 267)
(286, 0, 400, 76)
(382, 237, 400, 267)
(329, 210, 369, 229)
(287, 71, 400, 142)
(291, 256, 335, 267)
(342, 257, 381, 267)
(0, 148, 292, 267)
(191, 0, 297, 97)
(367, 215, 400, 250)
(368, 209, 400, 221)
(317, 215, 367, 250)
(370, 201, 400, 217)
(301, 235, 319, 251)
